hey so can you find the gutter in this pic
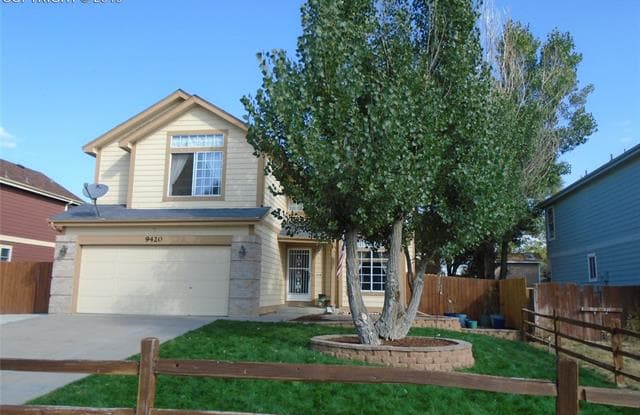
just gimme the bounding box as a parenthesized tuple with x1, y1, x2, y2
(539, 143, 640, 208)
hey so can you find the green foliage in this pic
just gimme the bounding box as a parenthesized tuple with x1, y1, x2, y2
(31, 321, 632, 415)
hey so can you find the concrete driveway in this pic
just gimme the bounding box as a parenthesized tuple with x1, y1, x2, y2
(0, 314, 217, 404)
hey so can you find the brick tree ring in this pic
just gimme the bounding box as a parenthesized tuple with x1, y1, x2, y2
(310, 335, 474, 371)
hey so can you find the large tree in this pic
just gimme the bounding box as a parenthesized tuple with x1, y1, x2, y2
(242, 0, 492, 344)
(470, 15, 597, 279)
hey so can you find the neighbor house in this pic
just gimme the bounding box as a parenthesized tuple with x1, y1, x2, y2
(49, 90, 407, 316)
(540, 142, 640, 286)
(0, 159, 82, 262)
(494, 253, 544, 287)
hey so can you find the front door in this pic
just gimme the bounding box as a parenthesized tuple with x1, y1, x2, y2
(287, 248, 311, 301)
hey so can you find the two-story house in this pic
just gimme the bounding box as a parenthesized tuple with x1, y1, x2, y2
(1, 159, 82, 262)
(49, 90, 401, 316)
(540, 142, 640, 286)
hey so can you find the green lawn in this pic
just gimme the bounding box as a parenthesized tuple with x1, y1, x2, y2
(30, 320, 635, 415)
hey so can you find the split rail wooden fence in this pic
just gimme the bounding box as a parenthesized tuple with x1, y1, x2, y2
(522, 308, 640, 386)
(2, 337, 639, 415)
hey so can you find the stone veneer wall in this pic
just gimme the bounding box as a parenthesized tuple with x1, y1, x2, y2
(48, 234, 263, 316)
(228, 235, 262, 316)
(413, 316, 462, 331)
(49, 234, 76, 313)
(461, 328, 521, 341)
(311, 335, 474, 371)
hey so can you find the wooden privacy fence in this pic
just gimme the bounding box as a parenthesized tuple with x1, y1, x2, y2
(2, 338, 639, 415)
(522, 308, 640, 386)
(535, 283, 640, 341)
(0, 261, 52, 314)
(416, 275, 528, 328)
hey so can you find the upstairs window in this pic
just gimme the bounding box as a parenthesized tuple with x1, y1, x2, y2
(167, 133, 225, 198)
(546, 207, 556, 240)
(587, 253, 598, 282)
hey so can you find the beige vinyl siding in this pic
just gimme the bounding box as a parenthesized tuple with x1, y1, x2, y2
(97, 142, 130, 204)
(256, 223, 285, 307)
(130, 107, 258, 208)
(258, 172, 289, 307)
(313, 246, 325, 300)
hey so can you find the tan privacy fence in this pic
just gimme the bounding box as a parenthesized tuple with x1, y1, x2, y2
(415, 275, 528, 328)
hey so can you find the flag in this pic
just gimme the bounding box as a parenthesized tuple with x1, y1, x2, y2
(336, 239, 346, 279)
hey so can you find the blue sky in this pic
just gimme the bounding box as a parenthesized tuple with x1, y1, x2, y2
(1, 0, 638, 200)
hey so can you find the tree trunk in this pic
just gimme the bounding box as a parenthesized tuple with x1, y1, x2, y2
(391, 258, 430, 339)
(482, 242, 496, 279)
(375, 218, 404, 339)
(499, 233, 510, 280)
(344, 229, 380, 345)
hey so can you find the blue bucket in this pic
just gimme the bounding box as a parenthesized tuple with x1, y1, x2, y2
(491, 315, 506, 329)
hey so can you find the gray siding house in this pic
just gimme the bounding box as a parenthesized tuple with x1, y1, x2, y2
(540, 143, 640, 286)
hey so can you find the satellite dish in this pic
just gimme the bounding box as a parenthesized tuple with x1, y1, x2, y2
(83, 183, 109, 216)
(82, 183, 109, 199)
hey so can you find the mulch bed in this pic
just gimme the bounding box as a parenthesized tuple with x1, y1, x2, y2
(331, 336, 455, 347)
(292, 314, 352, 322)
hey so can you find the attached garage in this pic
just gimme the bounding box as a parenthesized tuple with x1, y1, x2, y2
(76, 245, 231, 316)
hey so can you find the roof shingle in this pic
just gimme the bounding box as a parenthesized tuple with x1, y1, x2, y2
(0, 159, 82, 203)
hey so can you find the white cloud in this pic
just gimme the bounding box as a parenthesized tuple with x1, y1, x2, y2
(620, 136, 633, 144)
(616, 120, 632, 128)
(0, 126, 18, 149)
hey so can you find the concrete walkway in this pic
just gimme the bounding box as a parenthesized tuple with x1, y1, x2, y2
(0, 307, 326, 405)
(0, 314, 217, 404)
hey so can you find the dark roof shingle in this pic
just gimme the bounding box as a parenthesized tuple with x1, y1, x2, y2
(0, 159, 82, 203)
(51, 204, 269, 222)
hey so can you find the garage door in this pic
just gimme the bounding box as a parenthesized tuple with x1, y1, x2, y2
(76, 245, 230, 315)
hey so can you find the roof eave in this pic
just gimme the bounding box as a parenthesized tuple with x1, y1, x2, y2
(50, 217, 264, 228)
(81, 89, 192, 155)
(540, 143, 640, 208)
(0, 177, 83, 205)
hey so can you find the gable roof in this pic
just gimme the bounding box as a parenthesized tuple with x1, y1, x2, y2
(0, 159, 83, 204)
(82, 90, 248, 155)
(540, 142, 640, 208)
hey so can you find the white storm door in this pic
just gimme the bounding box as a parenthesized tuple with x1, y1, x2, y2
(287, 248, 311, 301)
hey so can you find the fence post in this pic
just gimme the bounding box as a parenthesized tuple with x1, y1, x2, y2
(556, 358, 579, 415)
(136, 337, 160, 415)
(553, 309, 560, 360)
(611, 321, 624, 386)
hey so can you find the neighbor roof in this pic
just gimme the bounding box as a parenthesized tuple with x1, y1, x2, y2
(82, 89, 248, 156)
(51, 204, 269, 224)
(540, 142, 640, 208)
(0, 159, 83, 204)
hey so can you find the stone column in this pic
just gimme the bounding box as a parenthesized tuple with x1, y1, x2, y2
(228, 235, 262, 316)
(48, 234, 77, 314)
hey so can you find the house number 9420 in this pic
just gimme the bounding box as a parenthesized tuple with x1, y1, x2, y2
(145, 236, 163, 243)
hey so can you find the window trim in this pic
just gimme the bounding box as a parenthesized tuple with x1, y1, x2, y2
(162, 130, 228, 201)
(546, 207, 556, 241)
(0, 245, 13, 262)
(587, 253, 598, 282)
(358, 246, 388, 293)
